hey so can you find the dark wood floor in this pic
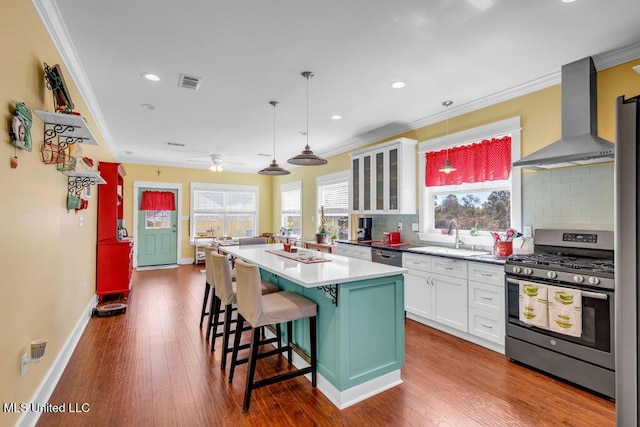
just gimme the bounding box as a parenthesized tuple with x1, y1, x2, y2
(38, 265, 615, 426)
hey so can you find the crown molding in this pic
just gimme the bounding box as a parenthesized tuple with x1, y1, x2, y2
(31, 0, 115, 155)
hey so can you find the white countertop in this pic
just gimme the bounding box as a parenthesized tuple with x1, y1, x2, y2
(223, 243, 407, 288)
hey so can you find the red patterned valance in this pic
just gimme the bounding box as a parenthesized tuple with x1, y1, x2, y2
(425, 136, 511, 187)
(140, 191, 176, 211)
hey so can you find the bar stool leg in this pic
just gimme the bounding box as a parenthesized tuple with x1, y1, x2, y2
(286, 321, 293, 363)
(243, 328, 261, 412)
(229, 314, 245, 384)
(310, 316, 317, 387)
(209, 296, 222, 352)
(206, 288, 217, 341)
(199, 282, 210, 328)
(221, 303, 233, 370)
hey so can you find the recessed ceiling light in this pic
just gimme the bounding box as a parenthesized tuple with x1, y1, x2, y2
(562, 0, 577, 3)
(142, 73, 160, 81)
(140, 104, 157, 110)
(330, 115, 342, 120)
(390, 81, 406, 89)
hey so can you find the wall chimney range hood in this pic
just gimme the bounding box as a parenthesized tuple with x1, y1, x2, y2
(513, 57, 615, 169)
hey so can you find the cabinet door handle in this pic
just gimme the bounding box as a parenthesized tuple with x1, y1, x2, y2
(480, 273, 494, 277)
(481, 324, 494, 329)
(444, 266, 454, 270)
(481, 296, 493, 300)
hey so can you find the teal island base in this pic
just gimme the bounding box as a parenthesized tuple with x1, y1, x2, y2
(260, 270, 406, 409)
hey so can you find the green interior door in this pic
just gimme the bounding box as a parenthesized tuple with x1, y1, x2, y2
(137, 188, 178, 267)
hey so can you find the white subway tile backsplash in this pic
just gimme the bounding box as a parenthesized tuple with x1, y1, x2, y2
(522, 165, 613, 231)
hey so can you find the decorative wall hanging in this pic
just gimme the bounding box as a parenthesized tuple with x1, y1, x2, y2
(44, 63, 74, 113)
(10, 102, 32, 152)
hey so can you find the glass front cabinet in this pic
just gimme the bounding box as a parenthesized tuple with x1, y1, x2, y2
(350, 137, 417, 214)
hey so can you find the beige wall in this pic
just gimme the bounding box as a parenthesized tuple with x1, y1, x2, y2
(121, 164, 273, 260)
(2, 1, 639, 425)
(0, 1, 114, 425)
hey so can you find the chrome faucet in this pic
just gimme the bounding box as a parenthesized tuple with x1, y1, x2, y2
(448, 219, 465, 249)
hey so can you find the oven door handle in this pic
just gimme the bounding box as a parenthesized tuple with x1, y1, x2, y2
(581, 290, 608, 300)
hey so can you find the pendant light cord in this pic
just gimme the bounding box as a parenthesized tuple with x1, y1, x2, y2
(305, 73, 310, 149)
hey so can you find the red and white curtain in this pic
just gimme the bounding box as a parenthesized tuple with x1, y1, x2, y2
(425, 136, 511, 187)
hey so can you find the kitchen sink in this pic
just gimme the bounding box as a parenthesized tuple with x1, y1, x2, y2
(408, 246, 490, 257)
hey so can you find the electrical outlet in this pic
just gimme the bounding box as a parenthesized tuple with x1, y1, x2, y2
(83, 282, 87, 293)
(411, 223, 419, 232)
(79, 215, 84, 227)
(397, 222, 403, 231)
(523, 225, 532, 238)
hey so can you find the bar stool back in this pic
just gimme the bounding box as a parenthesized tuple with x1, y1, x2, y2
(231, 260, 317, 412)
(210, 252, 279, 363)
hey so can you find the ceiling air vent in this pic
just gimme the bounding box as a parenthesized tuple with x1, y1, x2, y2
(165, 141, 185, 147)
(178, 74, 202, 90)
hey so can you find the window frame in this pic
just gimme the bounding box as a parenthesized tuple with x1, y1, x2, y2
(280, 180, 302, 237)
(189, 182, 259, 242)
(316, 170, 350, 239)
(418, 116, 522, 248)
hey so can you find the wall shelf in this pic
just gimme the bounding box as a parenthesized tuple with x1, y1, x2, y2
(34, 110, 98, 146)
(63, 171, 106, 195)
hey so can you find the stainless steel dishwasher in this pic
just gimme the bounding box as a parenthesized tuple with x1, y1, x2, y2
(371, 248, 403, 267)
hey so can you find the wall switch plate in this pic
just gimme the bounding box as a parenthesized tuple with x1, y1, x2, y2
(523, 225, 532, 238)
(397, 222, 403, 231)
(411, 223, 419, 232)
(79, 216, 84, 227)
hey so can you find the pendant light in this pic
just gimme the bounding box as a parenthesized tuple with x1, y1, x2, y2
(259, 101, 290, 175)
(287, 71, 328, 166)
(439, 100, 457, 174)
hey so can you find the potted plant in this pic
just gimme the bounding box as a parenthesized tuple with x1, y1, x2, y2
(316, 206, 330, 244)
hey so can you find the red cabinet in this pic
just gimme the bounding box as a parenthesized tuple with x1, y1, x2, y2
(96, 239, 133, 301)
(97, 162, 126, 241)
(96, 162, 132, 300)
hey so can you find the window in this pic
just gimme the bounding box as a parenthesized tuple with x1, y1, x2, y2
(281, 181, 302, 236)
(418, 117, 521, 248)
(317, 171, 350, 240)
(145, 210, 171, 229)
(190, 183, 258, 240)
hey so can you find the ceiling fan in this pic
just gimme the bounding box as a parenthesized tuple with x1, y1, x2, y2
(187, 154, 245, 171)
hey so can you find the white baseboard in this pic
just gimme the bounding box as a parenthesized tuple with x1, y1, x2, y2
(17, 296, 97, 427)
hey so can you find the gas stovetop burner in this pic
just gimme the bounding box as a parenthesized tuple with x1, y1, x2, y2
(508, 253, 614, 274)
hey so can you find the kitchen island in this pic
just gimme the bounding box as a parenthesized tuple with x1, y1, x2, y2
(223, 243, 407, 409)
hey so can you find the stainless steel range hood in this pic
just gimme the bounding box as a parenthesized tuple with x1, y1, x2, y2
(513, 57, 615, 169)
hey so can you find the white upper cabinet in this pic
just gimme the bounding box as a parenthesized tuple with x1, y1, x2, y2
(350, 137, 417, 214)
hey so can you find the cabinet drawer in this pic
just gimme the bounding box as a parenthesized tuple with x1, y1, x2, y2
(468, 307, 504, 345)
(468, 262, 504, 286)
(468, 280, 504, 314)
(402, 252, 432, 271)
(432, 256, 467, 279)
(351, 247, 372, 261)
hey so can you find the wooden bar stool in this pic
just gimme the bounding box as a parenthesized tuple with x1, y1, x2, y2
(230, 260, 317, 412)
(210, 252, 279, 358)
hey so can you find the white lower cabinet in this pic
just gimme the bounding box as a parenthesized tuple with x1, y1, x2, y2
(336, 243, 372, 261)
(432, 273, 468, 332)
(403, 252, 506, 353)
(467, 262, 505, 346)
(402, 253, 468, 333)
(405, 268, 432, 319)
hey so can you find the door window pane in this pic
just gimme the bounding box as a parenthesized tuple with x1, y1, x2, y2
(145, 210, 171, 229)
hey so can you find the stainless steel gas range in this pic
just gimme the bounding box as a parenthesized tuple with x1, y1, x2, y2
(504, 229, 615, 398)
